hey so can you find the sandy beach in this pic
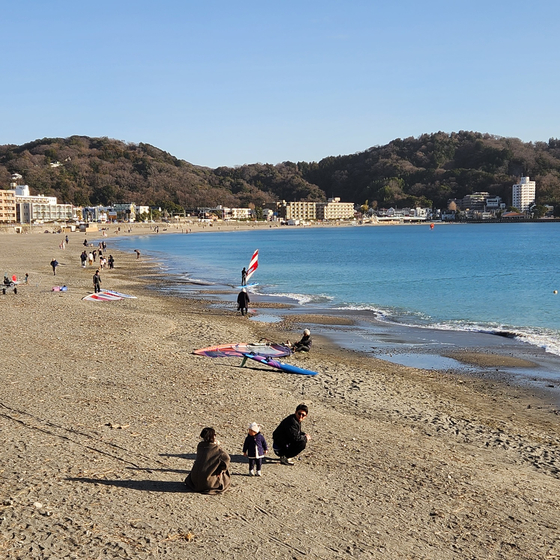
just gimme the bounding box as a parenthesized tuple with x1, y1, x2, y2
(1, 225, 560, 559)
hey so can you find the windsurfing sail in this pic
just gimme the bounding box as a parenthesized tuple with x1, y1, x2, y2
(193, 342, 291, 358)
(82, 291, 124, 302)
(246, 250, 259, 282)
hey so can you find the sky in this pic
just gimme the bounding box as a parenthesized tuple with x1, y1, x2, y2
(2, 0, 559, 168)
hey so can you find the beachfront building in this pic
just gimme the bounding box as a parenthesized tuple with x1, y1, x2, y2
(512, 176, 536, 213)
(0, 189, 17, 223)
(277, 201, 317, 221)
(0, 189, 17, 224)
(14, 185, 74, 224)
(316, 198, 355, 220)
(113, 203, 136, 222)
(222, 207, 252, 220)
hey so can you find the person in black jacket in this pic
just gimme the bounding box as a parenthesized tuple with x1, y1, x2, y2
(291, 329, 312, 352)
(237, 288, 250, 316)
(272, 404, 310, 465)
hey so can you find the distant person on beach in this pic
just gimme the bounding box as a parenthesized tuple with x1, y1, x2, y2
(184, 427, 231, 494)
(88, 252, 94, 266)
(108, 255, 114, 269)
(237, 288, 250, 316)
(272, 404, 310, 465)
(243, 422, 268, 477)
(65, 235, 69, 244)
(289, 329, 312, 353)
(241, 267, 247, 286)
(50, 258, 59, 275)
(83, 239, 88, 247)
(93, 269, 102, 293)
(134, 249, 141, 259)
(80, 251, 87, 268)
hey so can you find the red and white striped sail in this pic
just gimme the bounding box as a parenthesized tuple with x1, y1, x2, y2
(246, 249, 259, 281)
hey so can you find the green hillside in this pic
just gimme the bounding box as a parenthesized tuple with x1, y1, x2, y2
(1, 132, 560, 211)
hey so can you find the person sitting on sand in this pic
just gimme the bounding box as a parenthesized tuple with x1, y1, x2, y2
(184, 427, 231, 494)
(290, 329, 312, 352)
(272, 404, 311, 465)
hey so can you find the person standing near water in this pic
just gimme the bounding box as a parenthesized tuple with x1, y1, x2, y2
(241, 267, 247, 286)
(237, 288, 250, 316)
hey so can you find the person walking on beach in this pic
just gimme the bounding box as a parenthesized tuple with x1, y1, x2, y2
(93, 269, 102, 293)
(272, 404, 311, 465)
(108, 255, 114, 269)
(50, 258, 59, 276)
(243, 422, 268, 477)
(80, 251, 87, 268)
(241, 267, 247, 286)
(237, 288, 250, 316)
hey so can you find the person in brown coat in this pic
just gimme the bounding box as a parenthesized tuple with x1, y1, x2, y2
(184, 427, 231, 494)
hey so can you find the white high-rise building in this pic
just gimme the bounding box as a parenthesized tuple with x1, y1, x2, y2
(512, 176, 536, 213)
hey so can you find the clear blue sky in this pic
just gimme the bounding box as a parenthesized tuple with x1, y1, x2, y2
(2, 1, 559, 168)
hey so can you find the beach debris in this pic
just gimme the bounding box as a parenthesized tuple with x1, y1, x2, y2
(106, 422, 130, 430)
(165, 531, 195, 542)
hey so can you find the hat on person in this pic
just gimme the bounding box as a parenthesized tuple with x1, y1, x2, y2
(303, 329, 310, 336)
(248, 422, 260, 433)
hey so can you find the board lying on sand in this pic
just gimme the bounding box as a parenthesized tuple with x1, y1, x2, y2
(242, 353, 318, 376)
(103, 290, 137, 299)
(82, 291, 124, 301)
(193, 342, 291, 359)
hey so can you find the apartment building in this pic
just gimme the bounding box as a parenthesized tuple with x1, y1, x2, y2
(512, 177, 536, 213)
(0, 189, 17, 223)
(316, 197, 355, 220)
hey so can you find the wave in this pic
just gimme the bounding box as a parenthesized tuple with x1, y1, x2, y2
(334, 303, 560, 357)
(272, 292, 334, 305)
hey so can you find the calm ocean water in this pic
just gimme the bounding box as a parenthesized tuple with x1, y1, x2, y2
(113, 223, 560, 357)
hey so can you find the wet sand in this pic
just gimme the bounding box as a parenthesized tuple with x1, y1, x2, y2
(1, 225, 560, 559)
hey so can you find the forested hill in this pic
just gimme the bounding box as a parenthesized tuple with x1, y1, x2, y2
(1, 132, 560, 211)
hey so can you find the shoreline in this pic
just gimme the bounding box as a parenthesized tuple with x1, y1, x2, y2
(112, 228, 560, 403)
(1, 226, 560, 558)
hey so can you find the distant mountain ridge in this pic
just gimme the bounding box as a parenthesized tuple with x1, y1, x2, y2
(1, 131, 559, 211)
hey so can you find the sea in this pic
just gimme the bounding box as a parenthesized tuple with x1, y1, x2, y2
(112, 222, 560, 387)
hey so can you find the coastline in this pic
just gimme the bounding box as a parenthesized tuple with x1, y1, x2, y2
(1, 226, 560, 558)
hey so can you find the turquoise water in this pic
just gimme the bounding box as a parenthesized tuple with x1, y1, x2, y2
(113, 223, 560, 356)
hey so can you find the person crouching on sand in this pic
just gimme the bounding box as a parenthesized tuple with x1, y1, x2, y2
(272, 404, 310, 465)
(243, 422, 268, 476)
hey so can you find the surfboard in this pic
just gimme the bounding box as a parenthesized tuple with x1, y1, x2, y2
(242, 353, 318, 376)
(193, 342, 291, 359)
(235, 282, 259, 290)
(82, 292, 124, 301)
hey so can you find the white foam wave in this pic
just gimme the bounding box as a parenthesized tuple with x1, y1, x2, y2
(274, 292, 334, 305)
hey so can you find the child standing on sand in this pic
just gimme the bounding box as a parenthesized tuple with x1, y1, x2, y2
(242, 422, 268, 476)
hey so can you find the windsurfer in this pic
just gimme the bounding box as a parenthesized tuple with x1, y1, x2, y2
(241, 267, 247, 286)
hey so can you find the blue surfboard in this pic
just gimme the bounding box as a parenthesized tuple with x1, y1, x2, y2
(235, 283, 259, 289)
(242, 353, 318, 376)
